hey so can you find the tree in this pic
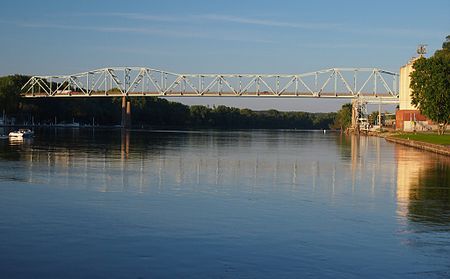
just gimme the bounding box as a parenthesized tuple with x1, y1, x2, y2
(0, 75, 28, 114)
(189, 105, 211, 126)
(410, 36, 450, 135)
(368, 111, 380, 125)
(332, 103, 352, 131)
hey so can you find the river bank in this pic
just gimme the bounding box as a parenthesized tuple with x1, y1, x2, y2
(367, 130, 450, 156)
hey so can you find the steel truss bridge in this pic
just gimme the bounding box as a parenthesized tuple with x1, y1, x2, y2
(22, 67, 399, 103)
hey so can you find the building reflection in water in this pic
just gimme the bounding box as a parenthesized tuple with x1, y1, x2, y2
(395, 144, 450, 226)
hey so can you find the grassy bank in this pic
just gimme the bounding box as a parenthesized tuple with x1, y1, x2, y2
(393, 133, 450, 146)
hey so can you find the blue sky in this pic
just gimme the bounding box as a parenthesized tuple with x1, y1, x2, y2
(1, 0, 449, 111)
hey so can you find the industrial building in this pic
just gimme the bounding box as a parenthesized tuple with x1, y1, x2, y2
(395, 52, 435, 132)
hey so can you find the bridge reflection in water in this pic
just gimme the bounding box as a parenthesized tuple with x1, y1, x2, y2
(22, 134, 344, 194)
(14, 130, 400, 195)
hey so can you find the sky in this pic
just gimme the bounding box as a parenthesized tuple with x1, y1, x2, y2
(0, 0, 449, 112)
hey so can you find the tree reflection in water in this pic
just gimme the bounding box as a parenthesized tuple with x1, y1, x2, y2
(409, 162, 450, 226)
(396, 145, 450, 227)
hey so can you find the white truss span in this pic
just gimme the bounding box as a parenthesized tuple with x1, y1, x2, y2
(22, 67, 399, 101)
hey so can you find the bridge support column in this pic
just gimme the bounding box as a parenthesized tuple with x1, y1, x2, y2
(121, 96, 126, 128)
(126, 101, 131, 128)
(121, 96, 131, 129)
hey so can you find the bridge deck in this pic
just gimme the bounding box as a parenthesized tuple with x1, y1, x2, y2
(23, 91, 397, 99)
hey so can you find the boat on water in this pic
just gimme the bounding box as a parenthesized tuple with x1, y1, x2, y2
(0, 134, 9, 140)
(8, 129, 34, 138)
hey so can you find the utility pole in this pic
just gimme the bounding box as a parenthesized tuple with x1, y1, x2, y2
(351, 99, 360, 134)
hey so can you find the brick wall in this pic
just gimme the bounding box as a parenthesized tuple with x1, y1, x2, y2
(396, 110, 431, 130)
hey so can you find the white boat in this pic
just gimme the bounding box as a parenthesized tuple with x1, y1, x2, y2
(9, 129, 34, 138)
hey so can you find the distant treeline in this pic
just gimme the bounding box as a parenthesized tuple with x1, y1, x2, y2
(1, 75, 337, 129)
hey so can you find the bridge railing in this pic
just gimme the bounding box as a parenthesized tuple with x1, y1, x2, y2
(21, 67, 399, 99)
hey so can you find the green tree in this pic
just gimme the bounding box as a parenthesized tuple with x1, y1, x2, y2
(332, 103, 352, 131)
(0, 75, 28, 114)
(189, 105, 209, 125)
(310, 113, 336, 129)
(410, 36, 450, 135)
(368, 111, 379, 125)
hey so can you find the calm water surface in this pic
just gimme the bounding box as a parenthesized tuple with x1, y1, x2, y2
(0, 129, 449, 278)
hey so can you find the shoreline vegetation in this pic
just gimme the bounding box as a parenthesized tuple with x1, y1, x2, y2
(2, 96, 337, 130)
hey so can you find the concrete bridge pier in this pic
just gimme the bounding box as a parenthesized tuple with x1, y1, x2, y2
(121, 96, 131, 129)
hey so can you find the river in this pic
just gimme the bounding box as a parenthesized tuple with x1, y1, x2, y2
(0, 129, 449, 278)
